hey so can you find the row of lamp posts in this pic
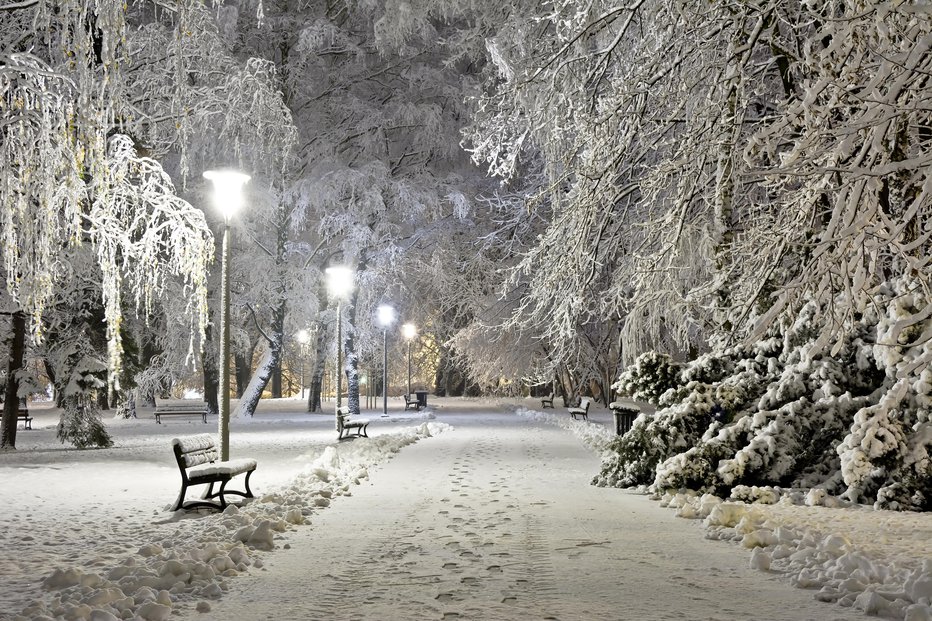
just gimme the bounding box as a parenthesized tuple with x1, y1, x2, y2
(202, 168, 420, 457)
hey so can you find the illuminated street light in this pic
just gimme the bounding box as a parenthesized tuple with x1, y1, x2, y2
(203, 169, 250, 461)
(325, 266, 354, 430)
(377, 304, 395, 417)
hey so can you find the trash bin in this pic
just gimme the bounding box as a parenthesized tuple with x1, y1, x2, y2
(415, 390, 428, 408)
(610, 403, 640, 436)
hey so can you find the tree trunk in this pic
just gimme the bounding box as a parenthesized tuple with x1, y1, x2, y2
(307, 360, 325, 412)
(307, 280, 331, 412)
(1, 311, 26, 450)
(96, 390, 110, 411)
(202, 322, 219, 415)
(234, 345, 253, 398)
(271, 362, 282, 398)
(235, 293, 287, 417)
(344, 288, 361, 416)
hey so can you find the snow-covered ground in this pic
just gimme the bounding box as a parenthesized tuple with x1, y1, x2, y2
(0, 397, 929, 620)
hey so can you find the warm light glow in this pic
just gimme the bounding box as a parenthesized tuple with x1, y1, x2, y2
(296, 329, 310, 344)
(378, 304, 395, 327)
(402, 323, 417, 339)
(203, 170, 251, 221)
(325, 266, 354, 299)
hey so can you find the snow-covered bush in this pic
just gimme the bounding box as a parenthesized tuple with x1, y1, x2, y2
(597, 285, 932, 511)
(614, 351, 682, 405)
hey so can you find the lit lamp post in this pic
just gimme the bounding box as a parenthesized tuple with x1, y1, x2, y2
(402, 323, 416, 396)
(377, 304, 395, 417)
(203, 169, 251, 462)
(326, 266, 354, 429)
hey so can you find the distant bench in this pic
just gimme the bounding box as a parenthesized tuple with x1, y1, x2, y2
(568, 397, 592, 421)
(171, 434, 256, 511)
(403, 394, 420, 411)
(155, 402, 208, 424)
(337, 406, 369, 440)
(17, 407, 32, 430)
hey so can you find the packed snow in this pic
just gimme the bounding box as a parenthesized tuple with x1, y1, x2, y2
(0, 397, 928, 620)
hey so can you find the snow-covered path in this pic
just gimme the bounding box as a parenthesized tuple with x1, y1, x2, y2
(195, 409, 859, 621)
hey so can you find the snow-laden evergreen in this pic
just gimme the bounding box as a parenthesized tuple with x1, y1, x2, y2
(597, 278, 932, 511)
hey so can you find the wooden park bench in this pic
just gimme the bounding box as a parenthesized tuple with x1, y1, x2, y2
(403, 394, 420, 411)
(170, 434, 256, 511)
(155, 401, 209, 424)
(541, 392, 554, 408)
(17, 406, 32, 430)
(337, 406, 370, 440)
(568, 397, 592, 421)
(610, 402, 641, 435)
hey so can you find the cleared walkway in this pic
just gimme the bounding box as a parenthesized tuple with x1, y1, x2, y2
(195, 408, 859, 621)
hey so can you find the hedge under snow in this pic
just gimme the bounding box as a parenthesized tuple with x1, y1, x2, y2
(597, 278, 932, 511)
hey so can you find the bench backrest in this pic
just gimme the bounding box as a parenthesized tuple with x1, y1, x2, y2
(172, 434, 218, 468)
(336, 406, 350, 431)
(579, 397, 591, 411)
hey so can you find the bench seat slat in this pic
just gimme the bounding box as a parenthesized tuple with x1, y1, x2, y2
(188, 458, 258, 478)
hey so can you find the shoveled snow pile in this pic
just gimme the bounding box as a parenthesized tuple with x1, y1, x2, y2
(13, 422, 447, 621)
(664, 491, 932, 621)
(516, 406, 614, 453)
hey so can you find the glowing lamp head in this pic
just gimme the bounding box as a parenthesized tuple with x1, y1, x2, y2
(296, 329, 310, 344)
(325, 266, 354, 299)
(203, 169, 251, 222)
(377, 304, 395, 328)
(402, 323, 417, 339)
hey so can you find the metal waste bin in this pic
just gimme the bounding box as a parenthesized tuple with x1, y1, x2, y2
(610, 403, 640, 436)
(415, 390, 428, 408)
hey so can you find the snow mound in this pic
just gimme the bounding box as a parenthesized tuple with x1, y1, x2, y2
(14, 423, 446, 620)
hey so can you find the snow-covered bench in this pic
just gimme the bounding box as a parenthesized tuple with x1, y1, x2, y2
(541, 392, 554, 408)
(337, 406, 370, 440)
(170, 434, 256, 511)
(17, 406, 32, 430)
(609, 402, 640, 435)
(403, 394, 420, 411)
(568, 397, 592, 421)
(155, 402, 208, 424)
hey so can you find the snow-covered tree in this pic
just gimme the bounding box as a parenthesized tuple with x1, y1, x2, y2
(1, 0, 295, 446)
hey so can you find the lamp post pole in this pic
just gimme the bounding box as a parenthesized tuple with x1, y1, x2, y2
(219, 221, 231, 459)
(325, 266, 354, 430)
(203, 170, 250, 462)
(296, 329, 309, 400)
(377, 305, 395, 417)
(336, 299, 343, 418)
(382, 327, 388, 416)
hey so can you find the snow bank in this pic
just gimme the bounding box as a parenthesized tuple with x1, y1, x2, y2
(662, 491, 932, 620)
(528, 404, 931, 620)
(12, 422, 448, 621)
(515, 406, 614, 453)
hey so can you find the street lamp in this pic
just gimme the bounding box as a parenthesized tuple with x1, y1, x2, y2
(296, 329, 310, 400)
(377, 304, 395, 417)
(326, 266, 354, 429)
(203, 169, 250, 462)
(402, 323, 416, 396)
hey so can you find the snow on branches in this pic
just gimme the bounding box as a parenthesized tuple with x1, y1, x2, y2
(89, 134, 214, 387)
